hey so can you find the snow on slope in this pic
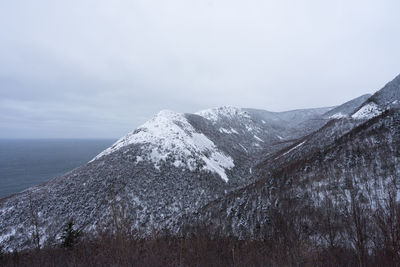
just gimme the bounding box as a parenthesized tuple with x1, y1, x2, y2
(91, 110, 234, 182)
(196, 106, 250, 122)
(352, 102, 382, 120)
(323, 94, 371, 119)
(349, 74, 400, 120)
(329, 112, 347, 119)
(275, 141, 306, 159)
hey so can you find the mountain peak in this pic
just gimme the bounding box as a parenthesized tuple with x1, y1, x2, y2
(91, 108, 234, 182)
(90, 109, 187, 162)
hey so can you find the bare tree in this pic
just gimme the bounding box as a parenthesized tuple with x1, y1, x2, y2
(343, 186, 369, 267)
(28, 192, 41, 251)
(373, 176, 400, 264)
(109, 190, 131, 237)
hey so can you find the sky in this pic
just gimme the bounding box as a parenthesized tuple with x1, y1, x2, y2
(1, 0, 400, 138)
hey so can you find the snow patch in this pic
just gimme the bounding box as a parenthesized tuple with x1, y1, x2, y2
(239, 144, 248, 153)
(254, 135, 264, 142)
(201, 153, 234, 182)
(352, 102, 382, 120)
(282, 141, 305, 156)
(173, 160, 184, 168)
(196, 106, 250, 122)
(329, 112, 347, 119)
(219, 127, 238, 134)
(219, 128, 231, 134)
(245, 125, 253, 132)
(275, 141, 306, 159)
(230, 128, 239, 134)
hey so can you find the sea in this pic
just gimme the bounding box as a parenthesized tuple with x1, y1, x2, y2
(0, 139, 115, 199)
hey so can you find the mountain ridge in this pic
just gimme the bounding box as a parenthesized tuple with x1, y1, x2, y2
(1, 73, 399, 252)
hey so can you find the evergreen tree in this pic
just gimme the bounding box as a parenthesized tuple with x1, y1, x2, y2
(0, 245, 3, 261)
(61, 220, 80, 248)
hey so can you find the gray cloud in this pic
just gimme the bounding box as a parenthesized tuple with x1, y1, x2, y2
(1, 0, 400, 138)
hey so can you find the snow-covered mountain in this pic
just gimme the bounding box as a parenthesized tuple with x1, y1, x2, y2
(0, 105, 333, 251)
(1, 73, 399, 252)
(179, 108, 400, 241)
(91, 110, 235, 182)
(177, 77, 400, 241)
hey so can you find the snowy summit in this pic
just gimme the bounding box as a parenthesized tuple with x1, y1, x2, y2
(92, 110, 234, 182)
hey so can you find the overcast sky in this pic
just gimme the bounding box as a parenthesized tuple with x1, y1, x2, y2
(1, 0, 400, 138)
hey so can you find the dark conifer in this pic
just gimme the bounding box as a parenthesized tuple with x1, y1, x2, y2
(61, 220, 80, 248)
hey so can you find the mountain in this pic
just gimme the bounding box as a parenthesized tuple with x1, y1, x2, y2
(175, 76, 400, 250)
(179, 108, 400, 241)
(0, 106, 334, 251)
(1, 73, 399, 254)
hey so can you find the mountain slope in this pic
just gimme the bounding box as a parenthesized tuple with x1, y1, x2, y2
(352, 74, 400, 119)
(180, 108, 400, 240)
(0, 106, 332, 251)
(177, 75, 400, 242)
(1, 73, 399, 253)
(323, 94, 371, 119)
(244, 107, 334, 139)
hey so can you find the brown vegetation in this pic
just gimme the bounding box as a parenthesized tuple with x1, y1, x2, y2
(1, 216, 400, 267)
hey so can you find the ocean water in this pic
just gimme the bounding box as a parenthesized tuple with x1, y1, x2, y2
(0, 139, 115, 198)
